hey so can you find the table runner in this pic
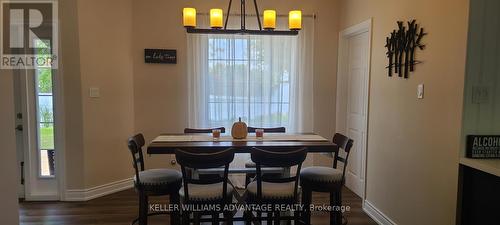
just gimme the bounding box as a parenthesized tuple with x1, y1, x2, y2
(152, 134, 328, 143)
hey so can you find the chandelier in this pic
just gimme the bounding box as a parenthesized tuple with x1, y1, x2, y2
(182, 0, 301, 36)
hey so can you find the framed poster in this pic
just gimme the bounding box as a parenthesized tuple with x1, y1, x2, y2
(144, 49, 177, 64)
(466, 135, 500, 158)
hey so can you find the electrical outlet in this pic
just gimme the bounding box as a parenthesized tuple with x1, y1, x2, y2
(417, 84, 424, 99)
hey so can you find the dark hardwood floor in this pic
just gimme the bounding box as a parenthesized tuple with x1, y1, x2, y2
(20, 187, 376, 225)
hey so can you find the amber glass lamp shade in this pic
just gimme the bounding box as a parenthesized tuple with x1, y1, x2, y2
(263, 10, 276, 30)
(289, 10, 302, 30)
(210, 9, 224, 28)
(183, 8, 196, 28)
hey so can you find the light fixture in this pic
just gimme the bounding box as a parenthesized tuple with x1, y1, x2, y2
(210, 9, 224, 28)
(289, 10, 302, 30)
(183, 8, 196, 28)
(182, 0, 300, 36)
(263, 10, 276, 30)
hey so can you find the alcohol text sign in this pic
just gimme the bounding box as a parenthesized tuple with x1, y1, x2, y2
(466, 135, 500, 158)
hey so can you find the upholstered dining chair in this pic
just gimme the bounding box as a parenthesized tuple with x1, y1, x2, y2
(245, 147, 307, 224)
(127, 133, 183, 225)
(245, 127, 287, 186)
(300, 133, 354, 225)
(175, 148, 235, 225)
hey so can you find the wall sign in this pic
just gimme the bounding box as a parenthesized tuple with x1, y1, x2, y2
(385, 20, 427, 78)
(466, 135, 500, 158)
(144, 49, 177, 64)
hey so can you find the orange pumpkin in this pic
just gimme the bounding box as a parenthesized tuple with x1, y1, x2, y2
(231, 117, 248, 139)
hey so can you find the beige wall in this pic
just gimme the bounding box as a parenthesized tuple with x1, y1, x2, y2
(339, 0, 469, 224)
(131, 0, 340, 169)
(76, 0, 135, 188)
(0, 70, 20, 224)
(60, 0, 85, 190)
(62, 0, 339, 190)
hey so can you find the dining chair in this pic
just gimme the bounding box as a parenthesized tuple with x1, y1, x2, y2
(245, 127, 287, 187)
(175, 148, 235, 225)
(183, 127, 227, 180)
(127, 133, 183, 225)
(300, 133, 354, 225)
(245, 147, 307, 224)
(184, 127, 226, 134)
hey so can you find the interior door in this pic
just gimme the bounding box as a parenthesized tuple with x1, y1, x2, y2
(339, 30, 370, 197)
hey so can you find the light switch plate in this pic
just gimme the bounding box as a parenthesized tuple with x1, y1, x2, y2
(417, 84, 424, 99)
(89, 87, 100, 98)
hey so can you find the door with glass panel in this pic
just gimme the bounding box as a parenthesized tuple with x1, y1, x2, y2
(15, 39, 59, 200)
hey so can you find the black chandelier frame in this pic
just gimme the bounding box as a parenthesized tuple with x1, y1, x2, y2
(185, 0, 299, 36)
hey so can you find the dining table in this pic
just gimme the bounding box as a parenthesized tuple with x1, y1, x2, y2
(146, 133, 339, 224)
(147, 133, 338, 155)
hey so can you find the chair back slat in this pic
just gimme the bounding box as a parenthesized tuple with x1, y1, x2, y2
(175, 148, 234, 203)
(247, 127, 286, 133)
(127, 134, 146, 184)
(331, 133, 354, 184)
(251, 147, 307, 201)
(184, 127, 226, 134)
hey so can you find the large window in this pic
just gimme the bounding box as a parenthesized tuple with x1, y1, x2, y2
(204, 35, 293, 129)
(187, 17, 314, 132)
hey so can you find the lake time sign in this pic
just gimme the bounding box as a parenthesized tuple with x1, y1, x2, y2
(144, 49, 177, 64)
(466, 135, 500, 158)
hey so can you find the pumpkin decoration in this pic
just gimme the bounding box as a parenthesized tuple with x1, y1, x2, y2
(231, 117, 248, 139)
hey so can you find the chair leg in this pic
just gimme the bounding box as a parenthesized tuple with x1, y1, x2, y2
(139, 193, 148, 225)
(170, 193, 181, 225)
(301, 187, 312, 225)
(224, 210, 234, 225)
(335, 191, 342, 225)
(267, 210, 274, 225)
(274, 210, 281, 225)
(181, 210, 190, 225)
(329, 192, 335, 225)
(194, 212, 201, 225)
(212, 211, 218, 225)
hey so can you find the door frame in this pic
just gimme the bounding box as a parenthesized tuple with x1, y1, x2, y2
(336, 18, 372, 200)
(13, 38, 66, 202)
(15, 66, 66, 201)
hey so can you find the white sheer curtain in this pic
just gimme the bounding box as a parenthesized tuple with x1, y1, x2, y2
(187, 16, 314, 133)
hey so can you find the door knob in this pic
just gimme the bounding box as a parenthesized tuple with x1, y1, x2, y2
(15, 125, 23, 131)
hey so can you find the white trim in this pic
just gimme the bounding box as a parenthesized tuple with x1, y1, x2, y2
(64, 178, 133, 201)
(363, 200, 397, 225)
(336, 18, 372, 199)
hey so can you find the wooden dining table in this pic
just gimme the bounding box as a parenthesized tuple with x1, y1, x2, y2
(147, 133, 338, 155)
(146, 133, 338, 224)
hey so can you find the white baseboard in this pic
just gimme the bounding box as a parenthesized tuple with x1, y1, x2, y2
(363, 200, 397, 225)
(64, 178, 133, 201)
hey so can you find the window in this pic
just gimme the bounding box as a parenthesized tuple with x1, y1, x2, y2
(187, 17, 314, 132)
(206, 36, 292, 129)
(35, 39, 55, 177)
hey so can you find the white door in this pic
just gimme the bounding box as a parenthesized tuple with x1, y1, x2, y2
(13, 40, 59, 201)
(336, 20, 371, 198)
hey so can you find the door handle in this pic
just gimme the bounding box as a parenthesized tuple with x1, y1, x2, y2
(20, 162, 25, 185)
(15, 125, 23, 131)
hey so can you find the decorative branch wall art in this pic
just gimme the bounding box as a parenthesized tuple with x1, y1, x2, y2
(385, 20, 427, 78)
